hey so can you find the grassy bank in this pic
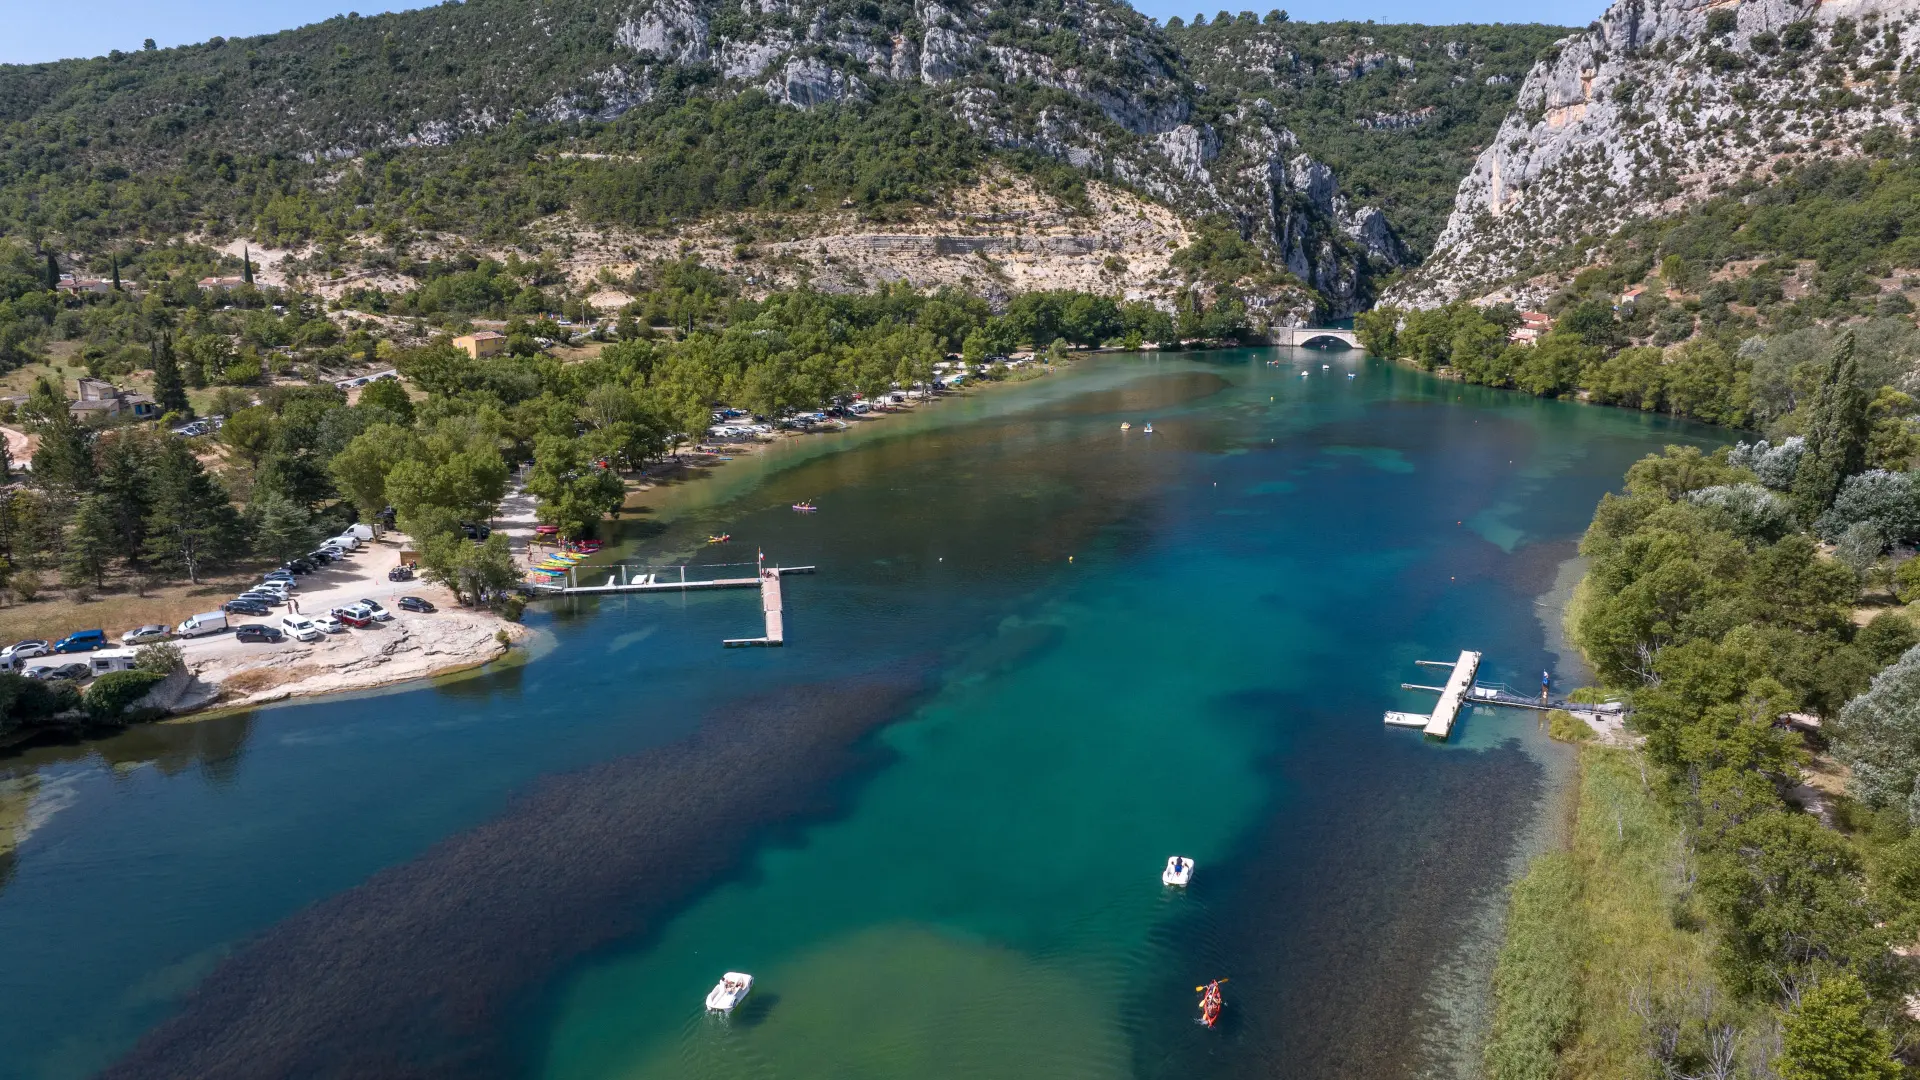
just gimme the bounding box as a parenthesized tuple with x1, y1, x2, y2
(1488, 745, 1741, 1080)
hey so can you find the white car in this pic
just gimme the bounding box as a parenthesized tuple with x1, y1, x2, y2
(281, 616, 324, 643)
(311, 613, 347, 634)
(355, 599, 393, 622)
(2, 639, 51, 662)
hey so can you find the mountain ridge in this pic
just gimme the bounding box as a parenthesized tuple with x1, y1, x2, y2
(0, 0, 1561, 317)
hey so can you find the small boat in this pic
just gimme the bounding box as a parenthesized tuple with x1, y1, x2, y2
(706, 972, 754, 1012)
(1321, 363, 1330, 369)
(1120, 421, 1131, 430)
(1163, 856, 1195, 887)
(1143, 423, 1154, 434)
(1197, 979, 1226, 1028)
(1346, 373, 1357, 379)
(792, 501, 817, 513)
(707, 534, 731, 544)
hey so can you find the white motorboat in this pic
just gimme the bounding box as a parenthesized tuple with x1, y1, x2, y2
(705, 972, 754, 1012)
(1162, 856, 1195, 887)
(1143, 422, 1154, 434)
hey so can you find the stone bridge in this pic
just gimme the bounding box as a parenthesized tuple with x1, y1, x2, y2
(1271, 326, 1360, 348)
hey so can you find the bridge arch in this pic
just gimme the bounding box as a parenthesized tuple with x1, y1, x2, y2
(1272, 326, 1360, 349)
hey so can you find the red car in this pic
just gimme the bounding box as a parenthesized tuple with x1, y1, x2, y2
(330, 607, 373, 629)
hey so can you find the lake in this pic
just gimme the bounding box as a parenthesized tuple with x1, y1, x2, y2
(0, 350, 1719, 1080)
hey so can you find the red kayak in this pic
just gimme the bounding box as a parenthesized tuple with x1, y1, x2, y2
(1197, 979, 1226, 1028)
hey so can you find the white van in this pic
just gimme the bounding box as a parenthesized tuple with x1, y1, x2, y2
(281, 616, 324, 643)
(327, 533, 361, 551)
(347, 523, 381, 541)
(176, 611, 228, 638)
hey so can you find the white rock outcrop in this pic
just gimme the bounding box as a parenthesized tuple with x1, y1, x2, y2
(1391, 0, 1920, 307)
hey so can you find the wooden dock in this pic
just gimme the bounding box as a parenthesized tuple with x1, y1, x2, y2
(723, 570, 785, 647)
(1383, 650, 1482, 741)
(532, 559, 813, 648)
(539, 564, 815, 594)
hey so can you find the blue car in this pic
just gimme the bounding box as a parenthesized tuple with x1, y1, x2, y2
(52, 629, 108, 653)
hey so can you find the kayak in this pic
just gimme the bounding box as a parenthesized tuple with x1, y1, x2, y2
(1197, 979, 1225, 1028)
(792, 502, 817, 512)
(708, 534, 731, 544)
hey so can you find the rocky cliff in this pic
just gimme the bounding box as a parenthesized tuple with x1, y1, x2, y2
(1388, 0, 1920, 308)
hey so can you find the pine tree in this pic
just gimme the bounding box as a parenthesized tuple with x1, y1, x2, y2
(249, 491, 319, 563)
(42, 251, 58, 291)
(143, 442, 242, 584)
(150, 333, 190, 418)
(110, 254, 121, 292)
(242, 247, 253, 285)
(1793, 331, 1871, 522)
(61, 494, 117, 589)
(27, 405, 95, 497)
(95, 431, 159, 562)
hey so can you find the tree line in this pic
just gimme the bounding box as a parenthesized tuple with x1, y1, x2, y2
(1488, 333, 1920, 1077)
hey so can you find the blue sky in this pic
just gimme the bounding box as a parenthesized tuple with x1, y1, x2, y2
(0, 0, 1595, 66)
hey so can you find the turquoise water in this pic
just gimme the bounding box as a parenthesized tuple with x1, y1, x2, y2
(0, 351, 1719, 1080)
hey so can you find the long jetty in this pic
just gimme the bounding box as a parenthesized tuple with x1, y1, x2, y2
(1383, 650, 1483, 741)
(530, 558, 813, 647)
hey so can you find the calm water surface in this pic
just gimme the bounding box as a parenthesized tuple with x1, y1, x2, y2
(0, 351, 1719, 1080)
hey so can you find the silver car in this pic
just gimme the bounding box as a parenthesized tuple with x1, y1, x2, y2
(121, 624, 172, 645)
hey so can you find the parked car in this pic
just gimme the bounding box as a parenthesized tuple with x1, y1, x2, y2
(459, 521, 492, 540)
(283, 559, 315, 574)
(38, 662, 94, 682)
(223, 600, 272, 617)
(312, 613, 347, 634)
(1, 640, 49, 662)
(120, 624, 172, 645)
(396, 596, 436, 614)
(387, 565, 415, 582)
(281, 616, 324, 643)
(357, 599, 393, 622)
(331, 607, 373, 629)
(307, 548, 338, 564)
(178, 611, 231, 636)
(235, 591, 284, 606)
(234, 624, 285, 644)
(53, 630, 109, 653)
(254, 581, 293, 597)
(261, 572, 297, 587)
(326, 533, 361, 551)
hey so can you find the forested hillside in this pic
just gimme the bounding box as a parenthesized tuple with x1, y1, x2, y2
(0, 0, 1565, 318)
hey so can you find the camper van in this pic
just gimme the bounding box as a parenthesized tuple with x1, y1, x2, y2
(87, 649, 139, 676)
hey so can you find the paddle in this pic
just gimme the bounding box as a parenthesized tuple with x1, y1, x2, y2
(1194, 978, 1229, 991)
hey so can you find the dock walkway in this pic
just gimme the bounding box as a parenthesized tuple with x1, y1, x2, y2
(1383, 651, 1482, 741)
(531, 559, 812, 647)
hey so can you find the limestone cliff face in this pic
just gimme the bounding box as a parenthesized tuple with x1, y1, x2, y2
(592, 0, 1406, 315)
(1389, 0, 1920, 308)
